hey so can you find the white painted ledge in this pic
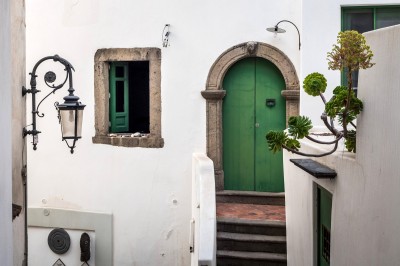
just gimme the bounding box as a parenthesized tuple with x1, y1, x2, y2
(191, 153, 216, 266)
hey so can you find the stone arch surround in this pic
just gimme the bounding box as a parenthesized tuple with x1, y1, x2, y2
(201, 42, 300, 191)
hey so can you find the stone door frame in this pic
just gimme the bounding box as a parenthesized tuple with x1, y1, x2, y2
(201, 42, 300, 191)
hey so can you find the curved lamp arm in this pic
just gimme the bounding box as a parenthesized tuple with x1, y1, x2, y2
(269, 20, 301, 50)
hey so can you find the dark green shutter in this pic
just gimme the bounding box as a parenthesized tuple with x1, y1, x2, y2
(341, 6, 400, 87)
(109, 62, 129, 132)
(341, 6, 400, 32)
(318, 186, 332, 266)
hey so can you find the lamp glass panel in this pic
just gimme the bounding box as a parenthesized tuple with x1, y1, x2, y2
(60, 109, 84, 138)
(76, 109, 83, 137)
(60, 109, 80, 138)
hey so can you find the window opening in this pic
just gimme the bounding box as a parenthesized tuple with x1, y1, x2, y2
(115, 66, 125, 78)
(116, 81, 125, 113)
(93, 48, 163, 148)
(129, 61, 150, 134)
(109, 61, 150, 134)
(341, 6, 400, 90)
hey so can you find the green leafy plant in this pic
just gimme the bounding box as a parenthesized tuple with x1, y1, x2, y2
(266, 131, 301, 153)
(266, 30, 374, 157)
(288, 116, 313, 139)
(303, 72, 327, 96)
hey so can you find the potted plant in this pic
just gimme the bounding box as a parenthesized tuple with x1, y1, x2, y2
(266, 30, 374, 157)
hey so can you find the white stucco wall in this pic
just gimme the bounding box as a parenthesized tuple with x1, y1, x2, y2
(301, 0, 400, 124)
(0, 1, 26, 265)
(25, 1, 300, 265)
(0, 1, 14, 264)
(11, 0, 27, 264)
(285, 25, 400, 265)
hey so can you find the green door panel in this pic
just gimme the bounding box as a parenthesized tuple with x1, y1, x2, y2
(110, 62, 129, 132)
(254, 58, 286, 192)
(223, 57, 286, 192)
(223, 58, 256, 191)
(318, 186, 332, 266)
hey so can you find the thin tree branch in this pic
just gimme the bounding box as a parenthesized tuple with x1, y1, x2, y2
(321, 113, 341, 136)
(319, 92, 336, 129)
(319, 92, 327, 104)
(305, 134, 343, 145)
(283, 140, 339, 157)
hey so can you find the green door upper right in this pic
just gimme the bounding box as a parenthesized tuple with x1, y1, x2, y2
(222, 57, 286, 192)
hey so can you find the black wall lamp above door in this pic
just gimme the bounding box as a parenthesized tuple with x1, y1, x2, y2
(266, 20, 301, 50)
(23, 55, 85, 153)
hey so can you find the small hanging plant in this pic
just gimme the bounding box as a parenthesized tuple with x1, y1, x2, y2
(266, 30, 374, 157)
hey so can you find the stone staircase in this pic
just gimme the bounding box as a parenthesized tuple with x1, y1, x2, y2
(216, 191, 287, 266)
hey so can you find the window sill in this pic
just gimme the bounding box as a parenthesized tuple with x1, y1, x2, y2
(92, 135, 164, 148)
(289, 159, 336, 179)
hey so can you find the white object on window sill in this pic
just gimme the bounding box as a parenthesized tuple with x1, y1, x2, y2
(107, 133, 149, 138)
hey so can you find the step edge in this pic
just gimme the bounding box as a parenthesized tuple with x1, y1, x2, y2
(216, 250, 287, 261)
(217, 190, 285, 198)
(217, 232, 286, 242)
(217, 217, 286, 227)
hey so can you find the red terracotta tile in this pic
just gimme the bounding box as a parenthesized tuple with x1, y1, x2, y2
(217, 203, 286, 222)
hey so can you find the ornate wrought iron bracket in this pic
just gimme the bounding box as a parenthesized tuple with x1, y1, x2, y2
(23, 55, 85, 153)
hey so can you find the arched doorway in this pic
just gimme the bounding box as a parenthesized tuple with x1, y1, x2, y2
(223, 57, 286, 192)
(201, 42, 299, 191)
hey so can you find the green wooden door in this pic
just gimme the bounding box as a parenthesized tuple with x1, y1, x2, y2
(318, 186, 332, 266)
(223, 57, 286, 192)
(109, 62, 129, 133)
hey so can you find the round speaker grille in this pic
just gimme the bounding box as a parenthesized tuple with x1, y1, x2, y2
(48, 228, 71, 254)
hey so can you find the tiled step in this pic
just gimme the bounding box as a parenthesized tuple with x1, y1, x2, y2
(217, 202, 286, 221)
(216, 192, 287, 265)
(217, 231, 286, 253)
(216, 190, 285, 206)
(217, 217, 286, 236)
(217, 250, 287, 266)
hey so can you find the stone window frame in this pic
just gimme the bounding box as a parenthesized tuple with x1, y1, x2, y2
(201, 42, 300, 191)
(92, 48, 164, 148)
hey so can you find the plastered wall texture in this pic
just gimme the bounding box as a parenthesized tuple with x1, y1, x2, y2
(26, 0, 301, 265)
(0, 1, 14, 264)
(0, 0, 26, 265)
(11, 0, 26, 263)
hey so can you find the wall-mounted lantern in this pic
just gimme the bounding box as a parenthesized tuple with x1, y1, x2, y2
(23, 55, 85, 153)
(266, 20, 301, 50)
